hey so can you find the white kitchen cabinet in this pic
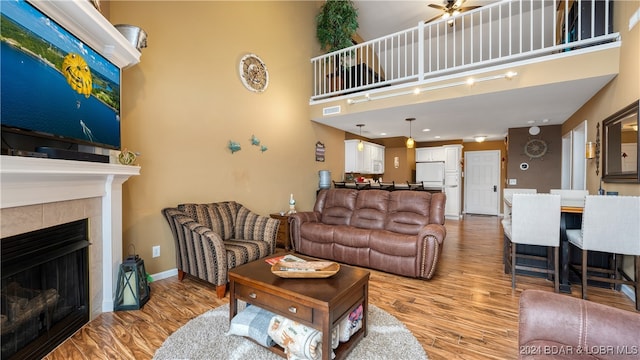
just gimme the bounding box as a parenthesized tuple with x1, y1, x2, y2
(415, 147, 445, 162)
(345, 140, 363, 173)
(364, 142, 385, 173)
(444, 145, 462, 172)
(444, 172, 461, 218)
(443, 145, 463, 218)
(345, 140, 385, 174)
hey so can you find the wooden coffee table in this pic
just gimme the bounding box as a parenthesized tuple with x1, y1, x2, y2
(229, 255, 370, 360)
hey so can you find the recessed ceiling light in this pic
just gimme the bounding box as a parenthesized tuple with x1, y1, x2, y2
(435, 136, 441, 139)
(380, 132, 387, 136)
(422, 128, 431, 132)
(527, 120, 535, 124)
(542, 118, 550, 123)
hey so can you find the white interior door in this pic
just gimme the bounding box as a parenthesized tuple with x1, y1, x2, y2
(464, 150, 500, 215)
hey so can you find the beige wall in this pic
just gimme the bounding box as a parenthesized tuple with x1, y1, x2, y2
(563, 1, 640, 197)
(561, 1, 639, 286)
(109, 1, 345, 274)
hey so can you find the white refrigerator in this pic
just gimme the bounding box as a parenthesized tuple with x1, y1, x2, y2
(416, 161, 445, 190)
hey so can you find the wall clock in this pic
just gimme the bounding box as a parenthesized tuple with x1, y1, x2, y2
(524, 138, 548, 160)
(239, 54, 269, 92)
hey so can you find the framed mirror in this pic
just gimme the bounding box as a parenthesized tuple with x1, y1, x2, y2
(602, 100, 639, 183)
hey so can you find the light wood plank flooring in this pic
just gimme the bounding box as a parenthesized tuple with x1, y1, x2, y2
(45, 215, 637, 360)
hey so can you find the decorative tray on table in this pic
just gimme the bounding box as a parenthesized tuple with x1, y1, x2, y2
(270, 260, 340, 278)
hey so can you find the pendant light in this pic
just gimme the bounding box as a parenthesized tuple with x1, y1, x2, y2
(356, 124, 365, 151)
(405, 118, 415, 149)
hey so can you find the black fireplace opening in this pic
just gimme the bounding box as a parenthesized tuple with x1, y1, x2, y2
(1, 219, 90, 360)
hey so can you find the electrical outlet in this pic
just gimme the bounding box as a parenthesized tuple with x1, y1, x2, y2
(152, 246, 160, 258)
(508, 178, 517, 185)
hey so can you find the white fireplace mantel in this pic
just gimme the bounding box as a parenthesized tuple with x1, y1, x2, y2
(1, 155, 140, 312)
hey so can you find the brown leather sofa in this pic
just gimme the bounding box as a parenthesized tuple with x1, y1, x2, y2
(289, 188, 446, 279)
(519, 290, 640, 360)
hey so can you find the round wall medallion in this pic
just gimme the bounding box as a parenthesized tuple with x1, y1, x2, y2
(524, 138, 548, 159)
(239, 54, 268, 92)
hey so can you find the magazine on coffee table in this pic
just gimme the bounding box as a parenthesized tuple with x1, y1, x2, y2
(265, 254, 306, 265)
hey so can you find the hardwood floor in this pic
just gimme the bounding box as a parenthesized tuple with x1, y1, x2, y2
(45, 215, 636, 360)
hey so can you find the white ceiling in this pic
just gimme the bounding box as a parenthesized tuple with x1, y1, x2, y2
(316, 75, 615, 142)
(316, 0, 613, 143)
(354, 0, 497, 41)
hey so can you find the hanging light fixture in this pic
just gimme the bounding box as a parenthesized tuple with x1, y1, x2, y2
(356, 124, 365, 151)
(406, 118, 416, 149)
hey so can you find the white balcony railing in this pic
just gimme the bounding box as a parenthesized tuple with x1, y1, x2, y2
(311, 0, 618, 101)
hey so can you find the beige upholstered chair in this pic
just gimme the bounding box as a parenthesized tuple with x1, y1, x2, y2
(503, 193, 561, 291)
(566, 195, 640, 311)
(501, 188, 537, 269)
(163, 201, 279, 298)
(502, 188, 537, 223)
(549, 189, 588, 207)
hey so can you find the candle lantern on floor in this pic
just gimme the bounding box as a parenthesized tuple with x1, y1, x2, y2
(114, 254, 150, 310)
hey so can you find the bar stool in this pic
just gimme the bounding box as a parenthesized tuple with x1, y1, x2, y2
(549, 189, 588, 207)
(504, 193, 561, 292)
(566, 195, 640, 311)
(502, 188, 537, 272)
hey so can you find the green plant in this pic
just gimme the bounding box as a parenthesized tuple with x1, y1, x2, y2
(316, 0, 359, 53)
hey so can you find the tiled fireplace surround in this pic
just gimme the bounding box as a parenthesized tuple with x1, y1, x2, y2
(0, 155, 139, 319)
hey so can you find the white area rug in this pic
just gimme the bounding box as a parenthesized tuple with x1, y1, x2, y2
(153, 303, 428, 360)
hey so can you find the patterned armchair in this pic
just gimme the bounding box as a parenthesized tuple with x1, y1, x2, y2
(162, 201, 279, 298)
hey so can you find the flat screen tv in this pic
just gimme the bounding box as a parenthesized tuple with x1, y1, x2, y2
(1, 0, 121, 153)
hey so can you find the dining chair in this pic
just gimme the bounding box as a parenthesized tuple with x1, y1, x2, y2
(502, 188, 537, 223)
(503, 193, 562, 291)
(549, 189, 588, 207)
(502, 188, 537, 269)
(378, 180, 395, 191)
(355, 181, 371, 190)
(566, 195, 640, 311)
(407, 181, 424, 191)
(332, 180, 346, 188)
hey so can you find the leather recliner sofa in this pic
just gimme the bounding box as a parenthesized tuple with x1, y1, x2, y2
(289, 188, 447, 279)
(519, 290, 640, 360)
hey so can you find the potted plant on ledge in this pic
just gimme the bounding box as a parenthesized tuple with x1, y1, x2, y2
(316, 0, 359, 92)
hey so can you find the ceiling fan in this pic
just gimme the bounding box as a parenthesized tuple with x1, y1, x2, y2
(425, 0, 481, 24)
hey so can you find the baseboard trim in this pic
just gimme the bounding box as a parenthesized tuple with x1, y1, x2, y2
(147, 269, 635, 302)
(150, 268, 178, 281)
(621, 284, 636, 303)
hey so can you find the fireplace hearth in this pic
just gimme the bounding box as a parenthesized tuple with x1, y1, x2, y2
(1, 219, 89, 359)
